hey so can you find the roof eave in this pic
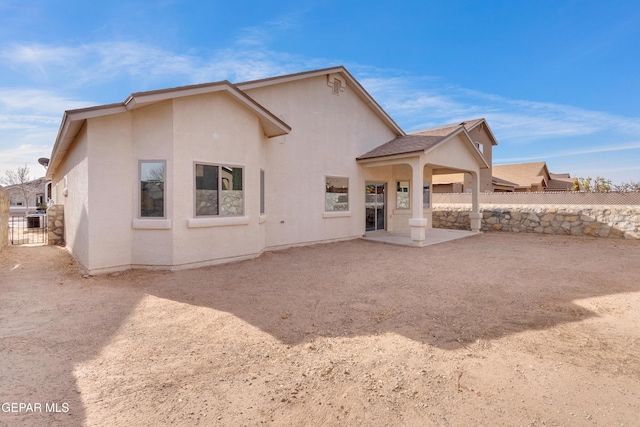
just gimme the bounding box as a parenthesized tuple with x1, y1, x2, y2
(47, 104, 127, 179)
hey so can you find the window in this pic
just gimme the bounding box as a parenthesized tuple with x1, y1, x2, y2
(260, 169, 265, 215)
(195, 163, 243, 216)
(423, 183, 430, 208)
(474, 141, 484, 154)
(140, 161, 165, 218)
(325, 177, 348, 211)
(396, 181, 409, 209)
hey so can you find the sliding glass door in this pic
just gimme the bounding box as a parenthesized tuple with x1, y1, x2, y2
(365, 183, 385, 232)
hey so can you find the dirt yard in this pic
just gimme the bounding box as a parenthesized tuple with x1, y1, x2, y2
(1, 233, 639, 426)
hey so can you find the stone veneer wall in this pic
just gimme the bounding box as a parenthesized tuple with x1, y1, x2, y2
(196, 190, 244, 216)
(432, 204, 640, 239)
(47, 204, 65, 245)
(0, 186, 8, 250)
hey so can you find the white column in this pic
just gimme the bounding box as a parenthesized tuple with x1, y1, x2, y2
(408, 157, 428, 242)
(469, 171, 482, 232)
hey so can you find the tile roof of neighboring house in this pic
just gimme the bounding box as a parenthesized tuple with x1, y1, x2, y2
(492, 162, 550, 190)
(491, 176, 518, 189)
(3, 177, 46, 192)
(546, 173, 574, 191)
(357, 118, 490, 165)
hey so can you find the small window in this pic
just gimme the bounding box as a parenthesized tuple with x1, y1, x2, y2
(260, 169, 265, 215)
(140, 161, 165, 218)
(396, 181, 409, 209)
(195, 163, 243, 216)
(325, 177, 348, 211)
(423, 183, 430, 208)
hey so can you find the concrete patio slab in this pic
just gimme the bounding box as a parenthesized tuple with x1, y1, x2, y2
(361, 228, 482, 247)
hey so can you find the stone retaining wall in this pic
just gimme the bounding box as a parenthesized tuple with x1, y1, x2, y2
(433, 204, 640, 239)
(47, 204, 65, 245)
(0, 186, 8, 250)
(433, 191, 640, 205)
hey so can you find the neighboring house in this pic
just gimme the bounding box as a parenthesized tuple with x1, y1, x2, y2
(46, 66, 488, 274)
(4, 177, 47, 216)
(427, 119, 499, 193)
(546, 173, 574, 191)
(492, 162, 573, 192)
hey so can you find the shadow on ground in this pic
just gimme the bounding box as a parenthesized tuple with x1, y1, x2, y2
(141, 234, 640, 350)
(1, 234, 639, 425)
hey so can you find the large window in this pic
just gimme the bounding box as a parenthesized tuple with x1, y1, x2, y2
(396, 181, 409, 209)
(325, 176, 348, 211)
(140, 161, 165, 217)
(195, 163, 243, 216)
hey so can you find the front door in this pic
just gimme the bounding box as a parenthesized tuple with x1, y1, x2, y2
(365, 183, 385, 231)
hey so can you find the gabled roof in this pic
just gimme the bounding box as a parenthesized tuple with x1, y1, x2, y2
(3, 177, 46, 193)
(411, 118, 498, 146)
(357, 123, 489, 169)
(237, 66, 405, 137)
(492, 162, 550, 189)
(47, 81, 292, 179)
(546, 173, 574, 191)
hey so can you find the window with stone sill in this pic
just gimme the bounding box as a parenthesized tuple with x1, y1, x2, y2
(195, 163, 244, 217)
(140, 161, 165, 218)
(325, 176, 349, 212)
(396, 181, 410, 209)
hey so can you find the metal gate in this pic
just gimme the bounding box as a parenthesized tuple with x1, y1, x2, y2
(9, 215, 47, 245)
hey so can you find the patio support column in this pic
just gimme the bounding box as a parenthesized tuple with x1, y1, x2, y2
(408, 156, 428, 242)
(469, 171, 482, 232)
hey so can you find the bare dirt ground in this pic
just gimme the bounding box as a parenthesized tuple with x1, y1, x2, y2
(1, 233, 639, 427)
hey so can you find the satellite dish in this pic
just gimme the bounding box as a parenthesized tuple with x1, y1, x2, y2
(38, 157, 50, 168)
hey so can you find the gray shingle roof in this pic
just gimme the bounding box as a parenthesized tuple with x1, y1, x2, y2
(357, 134, 446, 160)
(357, 119, 486, 160)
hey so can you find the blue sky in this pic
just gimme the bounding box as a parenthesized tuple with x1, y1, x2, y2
(1, 0, 639, 183)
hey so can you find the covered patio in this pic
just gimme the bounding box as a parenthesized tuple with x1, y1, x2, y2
(357, 122, 489, 245)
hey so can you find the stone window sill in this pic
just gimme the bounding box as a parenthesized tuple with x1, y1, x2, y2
(133, 219, 172, 229)
(323, 211, 351, 218)
(187, 216, 249, 228)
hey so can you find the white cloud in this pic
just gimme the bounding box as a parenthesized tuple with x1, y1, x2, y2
(495, 142, 640, 163)
(0, 143, 51, 179)
(0, 88, 93, 115)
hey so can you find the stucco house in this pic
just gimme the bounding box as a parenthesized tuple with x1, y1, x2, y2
(4, 177, 47, 216)
(492, 162, 573, 192)
(47, 66, 488, 274)
(428, 119, 499, 193)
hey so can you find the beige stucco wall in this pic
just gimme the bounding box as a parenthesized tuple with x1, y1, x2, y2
(129, 101, 174, 268)
(467, 125, 493, 192)
(170, 91, 267, 267)
(87, 112, 134, 270)
(52, 123, 90, 268)
(431, 126, 494, 193)
(244, 75, 398, 249)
